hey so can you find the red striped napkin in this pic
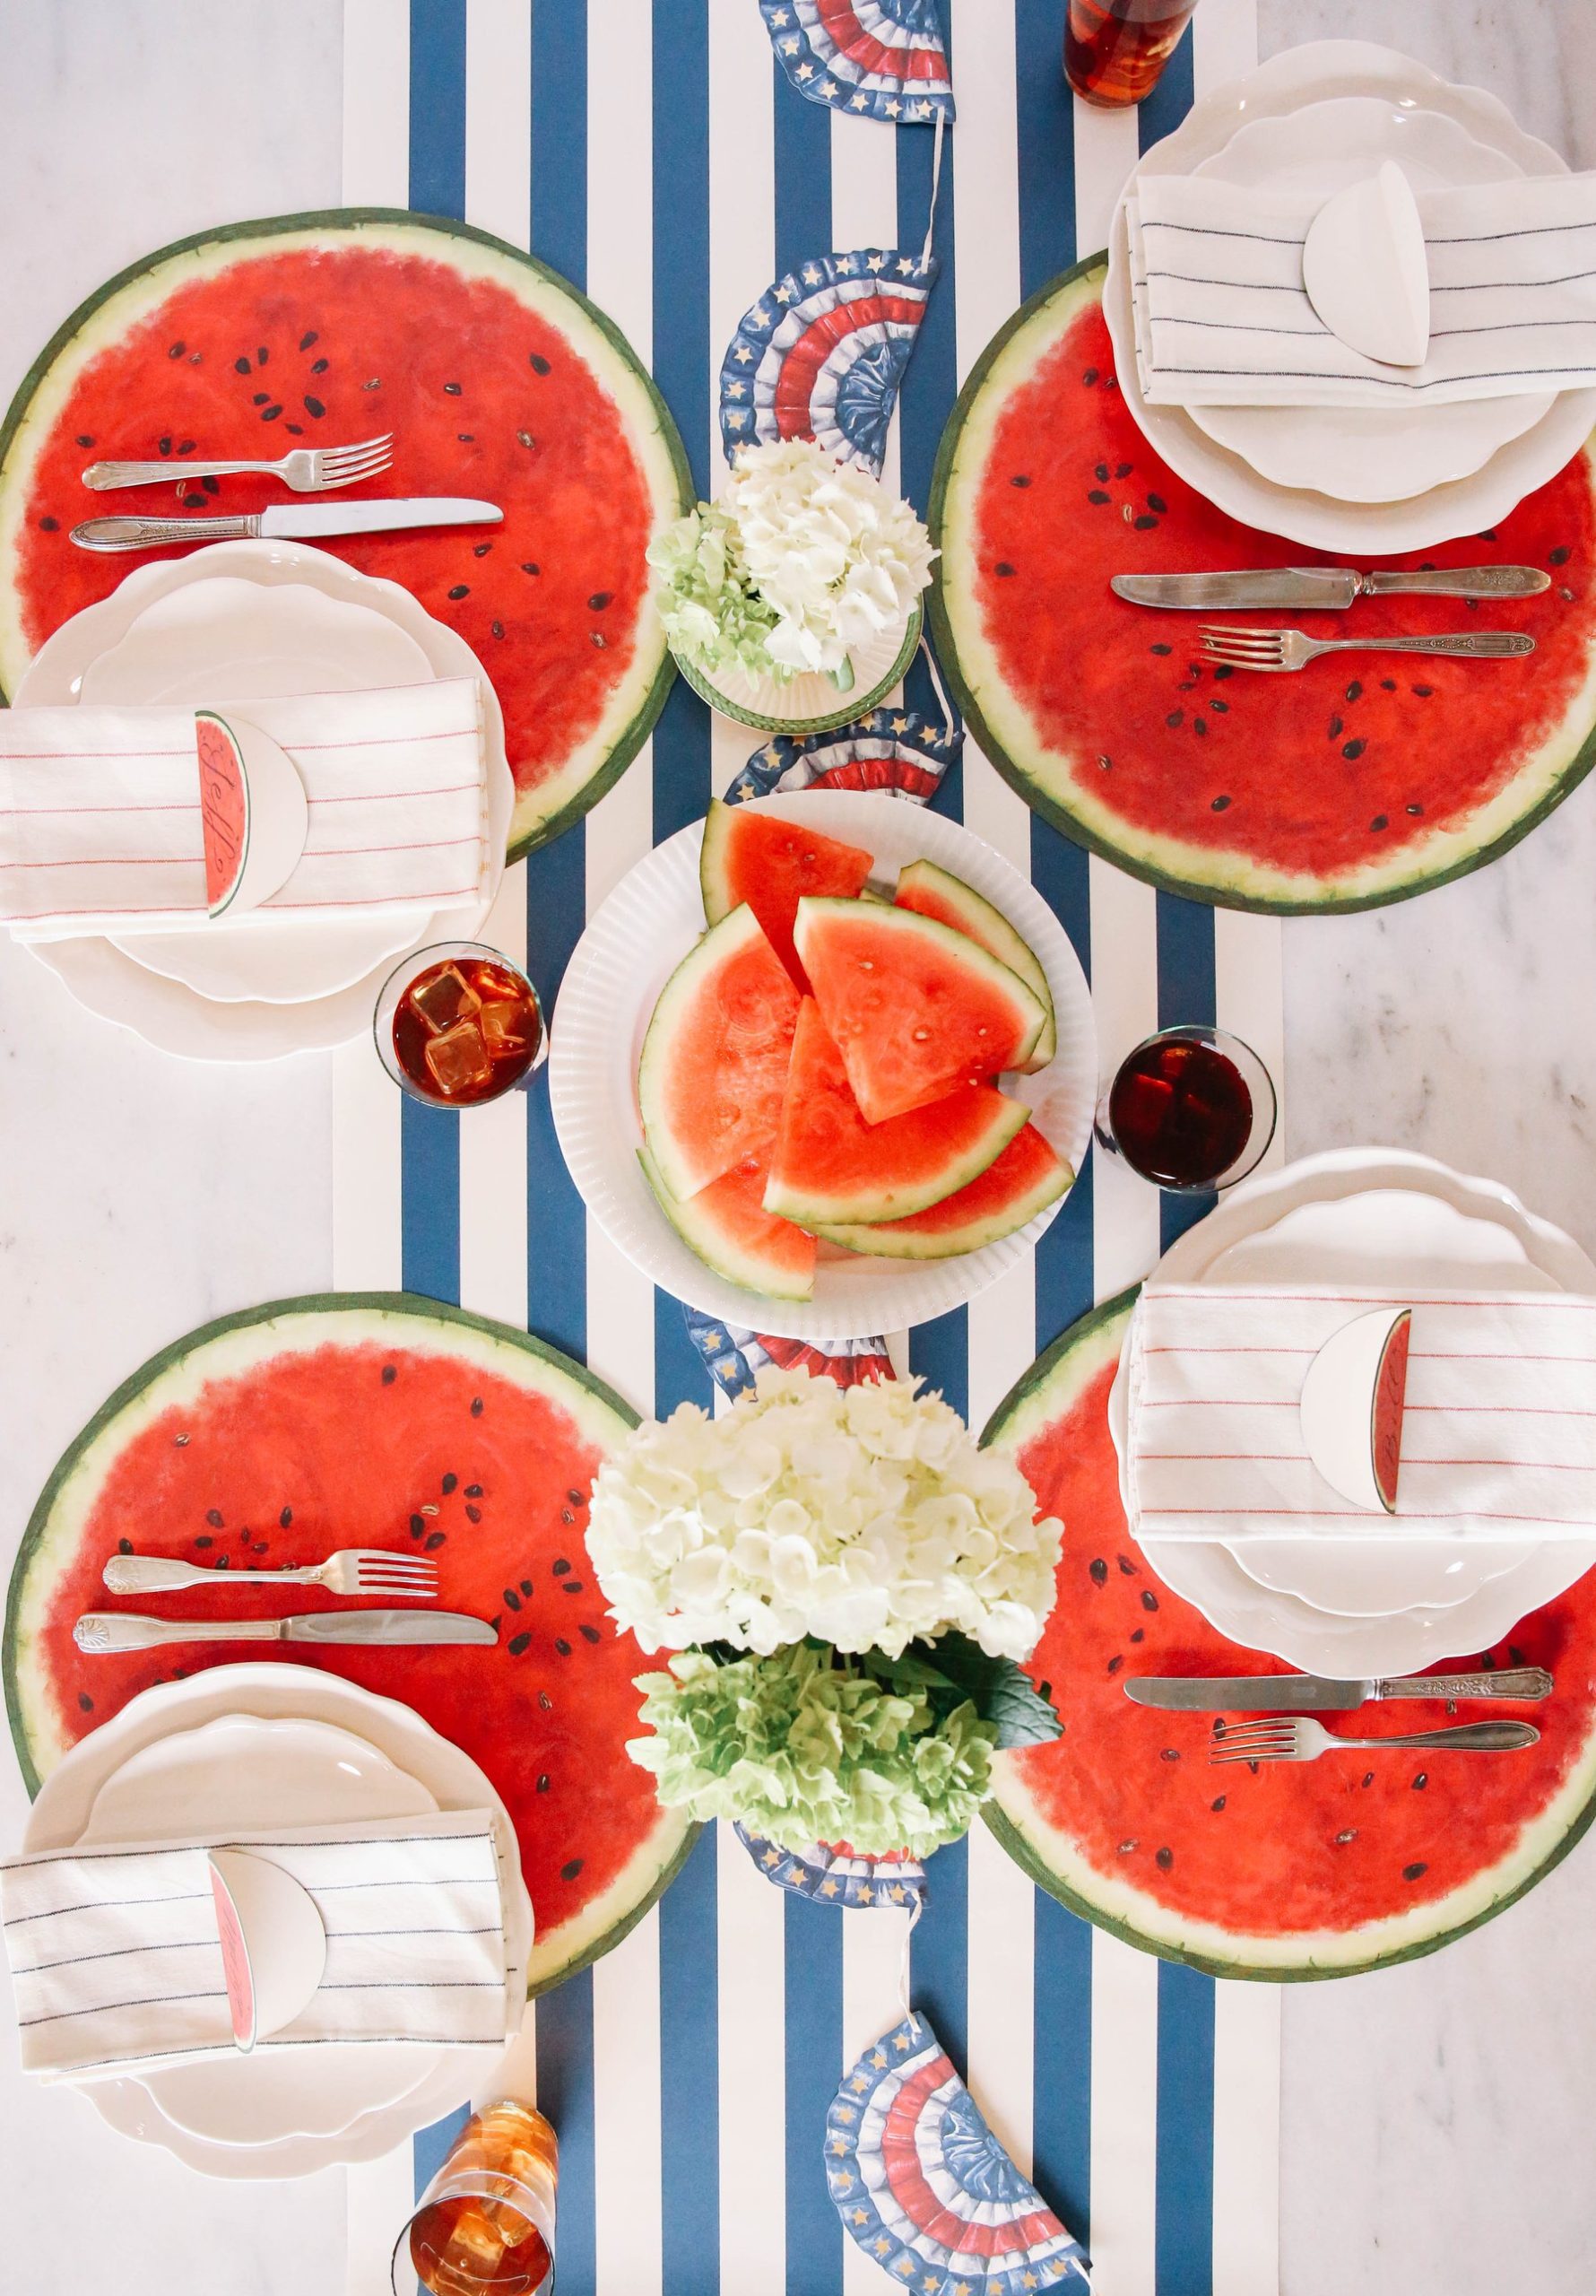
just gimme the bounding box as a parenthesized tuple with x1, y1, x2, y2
(0, 676, 487, 940)
(1126, 1284, 1596, 1541)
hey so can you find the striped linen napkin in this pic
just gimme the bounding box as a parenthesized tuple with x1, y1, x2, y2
(0, 675, 488, 940)
(1, 1808, 512, 2082)
(1126, 170, 1596, 407)
(1125, 1284, 1596, 1542)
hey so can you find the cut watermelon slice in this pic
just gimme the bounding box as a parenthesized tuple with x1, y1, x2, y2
(3, 1295, 697, 1994)
(640, 1143, 815, 1301)
(979, 1290, 1596, 1979)
(638, 906, 800, 1201)
(699, 799, 874, 990)
(764, 998, 1028, 1226)
(811, 1121, 1071, 1258)
(894, 858, 1055, 1069)
(793, 896, 1046, 1122)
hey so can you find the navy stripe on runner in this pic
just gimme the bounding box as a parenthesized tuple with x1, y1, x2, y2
(1155, 1958, 1216, 2296)
(408, 0, 466, 219)
(1016, 0, 1078, 294)
(535, 1970, 597, 2293)
(659, 1826, 721, 2293)
(1032, 1892, 1094, 2247)
(911, 1831, 968, 2074)
(785, 1892, 844, 2296)
(402, 1100, 461, 1302)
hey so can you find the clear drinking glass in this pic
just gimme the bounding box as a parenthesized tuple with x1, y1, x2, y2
(374, 941, 547, 1109)
(392, 2100, 557, 2296)
(1064, 0, 1202, 108)
(1094, 1023, 1276, 1193)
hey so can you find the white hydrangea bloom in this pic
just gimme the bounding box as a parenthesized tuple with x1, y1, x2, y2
(585, 1368, 1061, 1661)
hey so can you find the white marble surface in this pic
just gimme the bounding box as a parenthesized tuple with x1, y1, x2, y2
(4, 4, 1596, 2292)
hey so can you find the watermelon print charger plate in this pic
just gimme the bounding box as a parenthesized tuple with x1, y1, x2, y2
(979, 1292, 1596, 1979)
(929, 254, 1596, 915)
(0, 209, 692, 859)
(4, 1293, 697, 1996)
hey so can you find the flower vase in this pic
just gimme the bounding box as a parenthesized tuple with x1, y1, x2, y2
(671, 602, 921, 734)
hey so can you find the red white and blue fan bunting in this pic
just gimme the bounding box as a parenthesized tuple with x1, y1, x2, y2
(828, 2014, 1090, 2294)
(682, 1310, 894, 1405)
(736, 1826, 928, 1909)
(759, 0, 956, 124)
(727, 702, 958, 805)
(720, 248, 938, 478)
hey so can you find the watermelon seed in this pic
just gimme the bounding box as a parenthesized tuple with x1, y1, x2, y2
(536, 1774, 551, 1792)
(465, 1504, 482, 1524)
(1133, 514, 1158, 531)
(522, 562, 541, 575)
(1166, 710, 1183, 728)
(1115, 462, 1132, 477)
(206, 1509, 224, 1528)
(1106, 1655, 1123, 1675)
(1381, 677, 1397, 691)
(589, 592, 613, 611)
(1010, 474, 1032, 488)
(1210, 796, 1231, 813)
(424, 1530, 446, 1552)
(189, 353, 202, 364)
(465, 1483, 484, 1498)
(580, 1624, 602, 1644)
(553, 1558, 572, 1576)
(560, 1580, 585, 1595)
(555, 1638, 572, 1657)
(1140, 1590, 1158, 1612)
(530, 353, 552, 375)
(1549, 544, 1571, 565)
(539, 1692, 552, 1710)
(1411, 1772, 1427, 1790)
(444, 382, 463, 395)
(508, 1631, 531, 1657)
(1082, 366, 1099, 384)
(474, 543, 492, 557)
(1402, 1862, 1428, 1883)
(490, 1614, 502, 1632)
(1178, 674, 1199, 691)
(1345, 680, 1362, 700)
(492, 622, 506, 639)
(311, 357, 329, 374)
(1193, 718, 1207, 735)
(1148, 492, 1168, 514)
(256, 347, 269, 365)
(1130, 1627, 1146, 1643)
(1328, 715, 1343, 739)
(1411, 684, 1434, 698)
(1560, 585, 1576, 601)
(1087, 491, 1109, 506)
(1508, 1644, 1528, 1665)
(175, 1433, 190, 1446)
(117, 1537, 134, 1555)
(504, 1588, 522, 1611)
(1370, 815, 1388, 833)
(1159, 1748, 1180, 1762)
(215, 1555, 230, 1570)
(1149, 642, 1173, 656)
(363, 378, 382, 389)
(251, 392, 269, 406)
(178, 439, 196, 456)
(79, 1692, 94, 1712)
(39, 515, 59, 532)
(520, 1578, 533, 1596)
(182, 491, 208, 508)
(411, 1514, 426, 1536)
(1210, 1796, 1226, 1812)
(1212, 663, 1234, 680)
(235, 356, 252, 374)
(1335, 1830, 1357, 1845)
(448, 585, 470, 600)
(1155, 1848, 1174, 1870)
(1117, 1554, 1139, 1575)
(1097, 753, 1113, 771)
(76, 434, 95, 447)
(1342, 739, 1366, 761)
(299, 331, 318, 351)
(280, 1507, 292, 1528)
(257, 398, 284, 417)
(1246, 1760, 1260, 1775)
(1362, 1771, 1375, 1787)
(567, 1489, 584, 1507)
(458, 433, 475, 443)
(472, 1396, 484, 1414)
(560, 1508, 576, 1525)
(1117, 1839, 1138, 1855)
(517, 430, 536, 448)
(561, 1858, 584, 1883)
(303, 396, 325, 419)
(202, 476, 221, 494)
(168, 342, 186, 358)
(1210, 699, 1229, 714)
(443, 1474, 458, 1493)
(382, 1364, 397, 1385)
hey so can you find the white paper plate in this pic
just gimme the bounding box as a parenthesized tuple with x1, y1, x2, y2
(1106, 1149, 1596, 1674)
(11, 541, 513, 1058)
(550, 789, 1096, 1340)
(26, 1666, 530, 2178)
(1103, 40, 1596, 551)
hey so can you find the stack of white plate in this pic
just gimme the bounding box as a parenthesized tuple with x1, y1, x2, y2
(13, 541, 514, 1060)
(23, 1665, 530, 2176)
(1107, 1149, 1596, 1677)
(1103, 40, 1596, 552)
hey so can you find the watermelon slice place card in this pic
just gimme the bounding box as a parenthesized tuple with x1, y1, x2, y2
(193, 709, 308, 920)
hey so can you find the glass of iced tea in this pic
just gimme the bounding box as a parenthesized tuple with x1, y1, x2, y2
(1095, 1024, 1276, 1192)
(1064, 0, 1202, 108)
(376, 942, 546, 1108)
(392, 2100, 557, 2296)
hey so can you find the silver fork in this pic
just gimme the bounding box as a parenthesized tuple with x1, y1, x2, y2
(101, 1546, 437, 1598)
(1198, 624, 1535, 674)
(81, 434, 394, 494)
(1210, 1715, 1540, 1765)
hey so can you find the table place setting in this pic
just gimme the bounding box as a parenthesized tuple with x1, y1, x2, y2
(9, 4, 1596, 2292)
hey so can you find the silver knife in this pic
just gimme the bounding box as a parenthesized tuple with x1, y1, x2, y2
(1124, 1666, 1553, 1712)
(73, 1608, 498, 1653)
(69, 498, 502, 553)
(1112, 565, 1550, 611)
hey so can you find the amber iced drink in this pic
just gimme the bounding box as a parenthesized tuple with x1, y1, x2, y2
(1064, 0, 1201, 107)
(376, 942, 546, 1108)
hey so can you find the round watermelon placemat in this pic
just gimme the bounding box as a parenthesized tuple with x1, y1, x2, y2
(979, 1290, 1596, 1979)
(0, 210, 691, 860)
(929, 255, 1596, 915)
(4, 1294, 696, 1995)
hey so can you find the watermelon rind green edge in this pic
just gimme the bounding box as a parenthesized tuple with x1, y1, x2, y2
(978, 1286, 1596, 1980)
(2, 1290, 700, 1996)
(927, 252, 1596, 917)
(638, 905, 779, 1202)
(639, 1146, 813, 1305)
(0, 207, 694, 865)
(896, 859, 1056, 1068)
(810, 1145, 1071, 1260)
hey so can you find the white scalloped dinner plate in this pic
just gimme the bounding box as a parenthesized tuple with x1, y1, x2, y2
(550, 790, 1096, 1341)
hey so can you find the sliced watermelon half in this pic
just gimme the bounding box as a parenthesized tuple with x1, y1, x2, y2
(793, 896, 1045, 1122)
(894, 858, 1055, 1069)
(638, 905, 800, 1201)
(811, 1121, 1071, 1259)
(764, 998, 1028, 1227)
(979, 1290, 1596, 1979)
(699, 799, 874, 991)
(640, 1143, 816, 1302)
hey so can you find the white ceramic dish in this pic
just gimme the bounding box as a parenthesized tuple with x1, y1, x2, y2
(26, 1667, 530, 2178)
(550, 789, 1096, 1341)
(1103, 41, 1596, 551)
(12, 542, 513, 1058)
(673, 603, 921, 733)
(1106, 1149, 1596, 1673)
(87, 579, 438, 1004)
(1183, 99, 1552, 503)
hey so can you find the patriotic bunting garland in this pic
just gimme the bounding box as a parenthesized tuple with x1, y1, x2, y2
(735, 1825, 929, 1909)
(758, 0, 956, 125)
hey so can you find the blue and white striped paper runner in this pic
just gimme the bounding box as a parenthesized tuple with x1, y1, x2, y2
(337, 4, 1284, 2290)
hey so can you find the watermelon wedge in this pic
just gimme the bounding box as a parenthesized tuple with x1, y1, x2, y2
(0, 212, 692, 859)
(793, 896, 1046, 1121)
(811, 1121, 1070, 1259)
(640, 1143, 815, 1301)
(3, 1295, 697, 1994)
(638, 906, 800, 1201)
(195, 710, 249, 917)
(980, 1291, 1596, 1979)
(764, 999, 1028, 1226)
(930, 254, 1596, 913)
(699, 799, 874, 990)
(894, 858, 1055, 1069)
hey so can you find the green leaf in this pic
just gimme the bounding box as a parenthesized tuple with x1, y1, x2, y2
(909, 1631, 1062, 1750)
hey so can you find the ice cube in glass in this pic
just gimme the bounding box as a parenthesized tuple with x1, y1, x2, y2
(424, 1020, 493, 1098)
(410, 962, 481, 1037)
(479, 1000, 527, 1056)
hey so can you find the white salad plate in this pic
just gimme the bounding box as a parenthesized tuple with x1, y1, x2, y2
(25, 1666, 530, 2178)
(1106, 1149, 1596, 1674)
(1103, 40, 1596, 551)
(12, 541, 513, 1058)
(550, 788, 1097, 1342)
(1183, 99, 1552, 504)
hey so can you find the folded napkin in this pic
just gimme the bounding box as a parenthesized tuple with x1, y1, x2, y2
(0, 675, 488, 941)
(1127, 171, 1596, 407)
(1, 1808, 511, 2082)
(1126, 1284, 1596, 1542)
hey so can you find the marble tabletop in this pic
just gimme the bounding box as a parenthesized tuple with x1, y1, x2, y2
(3, 3, 1595, 2291)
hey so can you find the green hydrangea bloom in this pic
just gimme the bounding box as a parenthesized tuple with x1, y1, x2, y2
(629, 1643, 996, 1858)
(646, 504, 790, 683)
